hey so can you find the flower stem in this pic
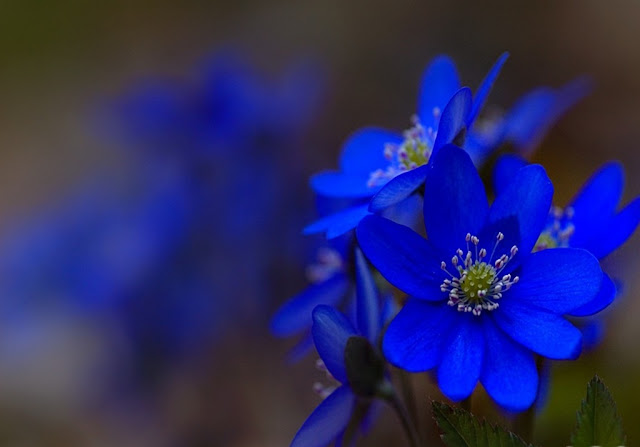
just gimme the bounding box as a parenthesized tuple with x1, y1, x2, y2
(399, 369, 419, 429)
(379, 382, 422, 447)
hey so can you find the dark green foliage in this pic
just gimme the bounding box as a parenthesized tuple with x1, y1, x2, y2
(570, 376, 626, 447)
(432, 401, 533, 447)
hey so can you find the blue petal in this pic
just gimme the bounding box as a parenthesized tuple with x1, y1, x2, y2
(381, 194, 423, 229)
(468, 52, 509, 126)
(417, 56, 461, 128)
(482, 164, 553, 266)
(271, 273, 349, 337)
(569, 273, 616, 317)
(357, 215, 446, 301)
(492, 154, 528, 196)
(312, 305, 358, 383)
(437, 318, 484, 401)
(304, 204, 371, 239)
(339, 127, 403, 175)
(508, 248, 602, 314)
(423, 145, 489, 256)
(493, 300, 582, 360)
(570, 162, 623, 248)
(369, 165, 429, 212)
(480, 319, 538, 412)
(291, 385, 355, 447)
(433, 88, 473, 152)
(311, 171, 378, 198)
(584, 197, 640, 259)
(382, 300, 455, 371)
(502, 77, 591, 155)
(354, 247, 380, 343)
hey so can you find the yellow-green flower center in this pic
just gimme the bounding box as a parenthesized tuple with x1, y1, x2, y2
(459, 262, 497, 302)
(440, 232, 520, 316)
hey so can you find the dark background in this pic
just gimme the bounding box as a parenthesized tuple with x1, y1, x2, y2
(0, 1, 637, 446)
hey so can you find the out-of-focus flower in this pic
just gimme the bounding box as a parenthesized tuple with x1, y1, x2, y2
(0, 49, 327, 386)
(491, 78, 591, 157)
(290, 249, 389, 447)
(304, 53, 509, 239)
(270, 243, 351, 360)
(357, 145, 604, 411)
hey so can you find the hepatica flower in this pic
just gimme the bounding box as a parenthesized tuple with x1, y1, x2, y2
(305, 53, 509, 238)
(291, 249, 390, 447)
(494, 155, 640, 318)
(357, 145, 604, 411)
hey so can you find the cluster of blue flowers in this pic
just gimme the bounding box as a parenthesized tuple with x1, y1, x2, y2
(0, 51, 324, 396)
(272, 53, 640, 446)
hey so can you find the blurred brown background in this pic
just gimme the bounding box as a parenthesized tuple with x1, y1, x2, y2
(0, 1, 638, 446)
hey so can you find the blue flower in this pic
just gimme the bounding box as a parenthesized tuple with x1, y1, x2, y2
(305, 53, 509, 239)
(494, 155, 640, 317)
(357, 145, 604, 411)
(290, 248, 389, 447)
(270, 242, 351, 360)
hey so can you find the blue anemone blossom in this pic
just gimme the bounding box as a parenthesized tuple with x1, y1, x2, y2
(357, 145, 604, 411)
(494, 155, 640, 325)
(304, 53, 509, 239)
(290, 248, 389, 447)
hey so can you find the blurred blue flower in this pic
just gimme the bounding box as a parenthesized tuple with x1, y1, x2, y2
(108, 50, 323, 156)
(304, 53, 509, 239)
(0, 50, 327, 383)
(357, 145, 604, 411)
(270, 242, 351, 360)
(290, 248, 389, 447)
(491, 78, 591, 157)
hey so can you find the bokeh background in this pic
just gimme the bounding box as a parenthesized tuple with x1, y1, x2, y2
(0, 1, 638, 446)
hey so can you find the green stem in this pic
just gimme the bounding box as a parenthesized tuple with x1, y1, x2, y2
(399, 370, 419, 430)
(380, 382, 422, 447)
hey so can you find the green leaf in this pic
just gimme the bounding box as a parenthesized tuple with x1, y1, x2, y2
(432, 401, 533, 447)
(570, 375, 626, 447)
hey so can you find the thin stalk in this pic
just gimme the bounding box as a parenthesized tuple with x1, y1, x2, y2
(513, 356, 545, 443)
(399, 369, 419, 429)
(380, 382, 422, 447)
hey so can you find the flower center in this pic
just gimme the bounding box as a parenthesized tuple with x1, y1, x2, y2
(533, 206, 574, 252)
(440, 232, 519, 316)
(367, 110, 440, 188)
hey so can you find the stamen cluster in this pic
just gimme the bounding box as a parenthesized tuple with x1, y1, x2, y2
(367, 110, 440, 188)
(534, 206, 575, 252)
(440, 232, 519, 316)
